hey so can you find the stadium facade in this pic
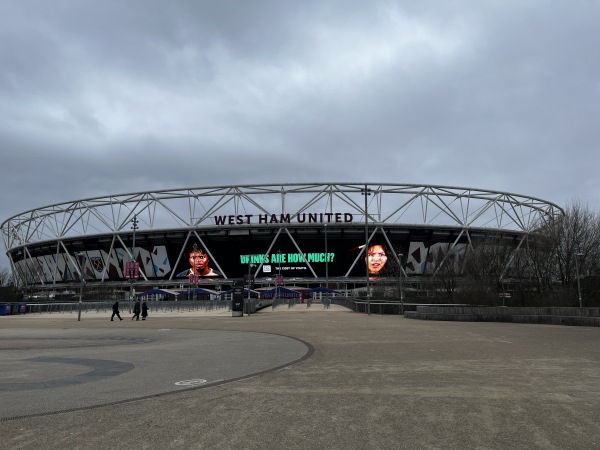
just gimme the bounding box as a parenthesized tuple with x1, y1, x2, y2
(0, 183, 563, 292)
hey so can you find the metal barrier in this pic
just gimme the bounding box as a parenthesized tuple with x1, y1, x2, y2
(332, 298, 356, 311)
(353, 300, 403, 315)
(145, 300, 230, 314)
(17, 299, 358, 316)
(23, 300, 231, 315)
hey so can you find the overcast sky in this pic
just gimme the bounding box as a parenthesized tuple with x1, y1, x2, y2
(1, 1, 600, 263)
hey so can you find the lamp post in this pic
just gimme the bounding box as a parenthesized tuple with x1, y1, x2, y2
(129, 215, 138, 313)
(77, 274, 85, 322)
(277, 249, 282, 305)
(189, 243, 200, 300)
(324, 224, 328, 287)
(575, 252, 584, 308)
(246, 262, 255, 315)
(362, 184, 372, 315)
(397, 253, 404, 315)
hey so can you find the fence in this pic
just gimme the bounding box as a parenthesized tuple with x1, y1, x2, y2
(10, 297, 357, 316)
(23, 300, 231, 315)
(353, 300, 403, 315)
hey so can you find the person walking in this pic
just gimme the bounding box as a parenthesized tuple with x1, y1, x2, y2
(132, 300, 141, 321)
(141, 301, 148, 320)
(111, 301, 123, 321)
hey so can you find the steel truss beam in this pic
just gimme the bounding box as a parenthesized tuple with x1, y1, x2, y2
(2, 183, 563, 254)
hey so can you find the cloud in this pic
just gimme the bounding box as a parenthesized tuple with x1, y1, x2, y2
(1, 0, 600, 267)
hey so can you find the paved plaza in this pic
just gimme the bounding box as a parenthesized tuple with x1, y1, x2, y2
(1, 304, 600, 449)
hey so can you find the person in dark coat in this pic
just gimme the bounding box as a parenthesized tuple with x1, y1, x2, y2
(111, 301, 123, 321)
(141, 301, 148, 320)
(132, 300, 141, 321)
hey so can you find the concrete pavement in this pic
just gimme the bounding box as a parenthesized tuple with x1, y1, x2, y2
(1, 304, 600, 449)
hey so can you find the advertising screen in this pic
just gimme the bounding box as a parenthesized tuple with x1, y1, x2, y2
(171, 229, 405, 280)
(14, 229, 468, 283)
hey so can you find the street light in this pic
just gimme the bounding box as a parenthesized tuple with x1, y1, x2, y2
(77, 271, 85, 322)
(575, 252, 584, 308)
(277, 249, 282, 307)
(129, 215, 139, 313)
(246, 261, 255, 315)
(362, 184, 372, 315)
(397, 253, 404, 315)
(324, 224, 328, 287)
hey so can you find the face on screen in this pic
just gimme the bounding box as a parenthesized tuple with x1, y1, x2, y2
(367, 244, 387, 275)
(189, 248, 209, 275)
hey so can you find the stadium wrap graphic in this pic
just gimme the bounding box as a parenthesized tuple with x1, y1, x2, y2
(17, 237, 466, 283)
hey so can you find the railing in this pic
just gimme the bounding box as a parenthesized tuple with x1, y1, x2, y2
(8, 298, 357, 316)
(353, 300, 403, 315)
(332, 298, 357, 311)
(22, 300, 231, 315)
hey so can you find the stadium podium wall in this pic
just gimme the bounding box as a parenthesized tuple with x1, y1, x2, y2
(405, 306, 600, 327)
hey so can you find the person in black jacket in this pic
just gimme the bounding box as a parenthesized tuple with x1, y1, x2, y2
(141, 301, 148, 320)
(132, 300, 141, 321)
(111, 301, 123, 321)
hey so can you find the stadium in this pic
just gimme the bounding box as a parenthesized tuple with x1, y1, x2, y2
(0, 183, 563, 297)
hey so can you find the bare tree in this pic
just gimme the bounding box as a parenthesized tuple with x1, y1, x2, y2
(552, 202, 600, 284)
(457, 236, 516, 305)
(0, 267, 13, 287)
(429, 243, 463, 302)
(523, 201, 600, 306)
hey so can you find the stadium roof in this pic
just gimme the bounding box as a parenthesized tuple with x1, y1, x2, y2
(2, 183, 563, 253)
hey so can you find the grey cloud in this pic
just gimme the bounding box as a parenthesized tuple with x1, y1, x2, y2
(1, 0, 600, 268)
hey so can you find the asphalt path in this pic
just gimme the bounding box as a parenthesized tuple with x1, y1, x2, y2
(1, 304, 600, 449)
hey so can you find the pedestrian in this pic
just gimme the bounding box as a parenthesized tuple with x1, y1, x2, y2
(141, 301, 148, 320)
(132, 300, 141, 321)
(111, 301, 123, 321)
